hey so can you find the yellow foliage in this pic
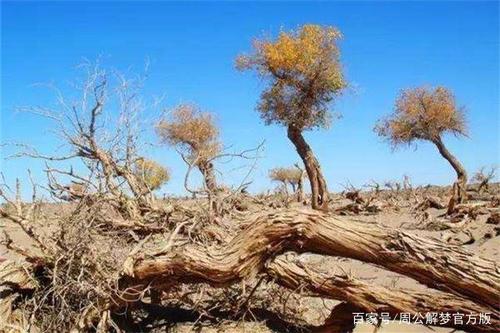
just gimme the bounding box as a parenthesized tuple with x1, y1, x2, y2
(375, 86, 467, 146)
(134, 158, 170, 191)
(269, 167, 303, 185)
(156, 104, 221, 163)
(260, 25, 341, 78)
(236, 24, 346, 130)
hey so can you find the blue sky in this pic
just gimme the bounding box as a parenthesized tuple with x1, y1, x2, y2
(1, 1, 499, 197)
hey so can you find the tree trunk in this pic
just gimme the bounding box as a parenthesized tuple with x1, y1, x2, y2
(282, 181, 289, 196)
(296, 178, 304, 203)
(432, 136, 468, 206)
(198, 160, 217, 194)
(198, 160, 219, 213)
(94, 148, 150, 217)
(478, 179, 489, 193)
(269, 257, 498, 333)
(125, 209, 499, 311)
(287, 125, 329, 210)
(294, 164, 305, 203)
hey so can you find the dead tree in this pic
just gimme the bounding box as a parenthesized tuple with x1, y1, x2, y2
(472, 166, 497, 193)
(125, 209, 499, 309)
(12, 62, 169, 224)
(384, 180, 401, 193)
(364, 179, 381, 194)
(402, 174, 412, 191)
(0, 174, 51, 262)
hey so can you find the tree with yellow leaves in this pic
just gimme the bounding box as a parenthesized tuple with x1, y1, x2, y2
(134, 158, 170, 192)
(156, 104, 221, 194)
(269, 166, 302, 192)
(237, 24, 347, 210)
(375, 86, 468, 206)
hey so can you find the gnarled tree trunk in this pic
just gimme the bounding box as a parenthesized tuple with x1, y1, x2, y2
(432, 136, 468, 212)
(269, 257, 498, 333)
(287, 125, 329, 210)
(124, 209, 499, 311)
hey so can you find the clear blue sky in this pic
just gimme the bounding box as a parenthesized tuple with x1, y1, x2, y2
(1, 1, 499, 197)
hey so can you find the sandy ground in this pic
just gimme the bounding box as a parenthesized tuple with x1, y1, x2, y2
(1, 187, 497, 333)
(170, 322, 460, 332)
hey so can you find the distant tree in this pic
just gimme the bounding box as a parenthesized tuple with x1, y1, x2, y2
(269, 166, 303, 196)
(364, 180, 381, 194)
(269, 167, 291, 194)
(293, 163, 306, 202)
(384, 180, 401, 193)
(402, 174, 412, 191)
(237, 24, 347, 210)
(156, 104, 220, 194)
(375, 86, 468, 204)
(472, 166, 496, 193)
(134, 158, 170, 192)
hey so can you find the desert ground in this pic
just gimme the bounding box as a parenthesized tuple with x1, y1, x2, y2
(1, 182, 498, 333)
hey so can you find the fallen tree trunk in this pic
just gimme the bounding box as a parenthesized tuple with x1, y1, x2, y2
(125, 209, 499, 311)
(4, 207, 499, 332)
(120, 253, 499, 332)
(118, 254, 499, 331)
(269, 256, 499, 332)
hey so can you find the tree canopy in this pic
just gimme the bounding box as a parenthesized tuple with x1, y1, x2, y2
(375, 86, 467, 147)
(156, 104, 221, 163)
(269, 167, 303, 186)
(236, 24, 347, 131)
(134, 158, 170, 191)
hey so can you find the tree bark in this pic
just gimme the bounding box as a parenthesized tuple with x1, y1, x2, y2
(197, 160, 219, 213)
(287, 125, 329, 210)
(198, 160, 217, 194)
(294, 163, 305, 203)
(296, 179, 304, 203)
(432, 136, 468, 205)
(269, 257, 498, 332)
(124, 209, 499, 312)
